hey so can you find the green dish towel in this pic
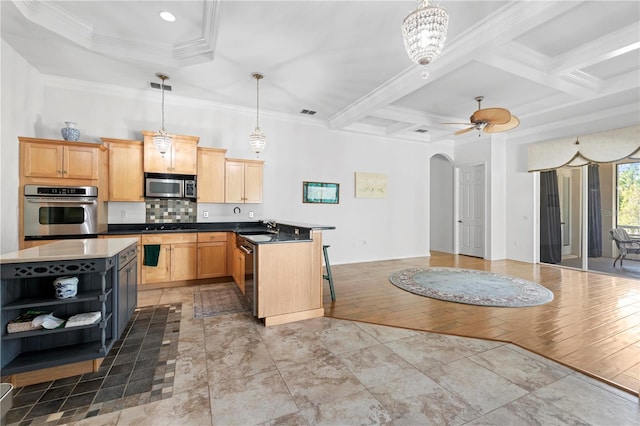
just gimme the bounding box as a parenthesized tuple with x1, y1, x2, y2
(143, 245, 161, 267)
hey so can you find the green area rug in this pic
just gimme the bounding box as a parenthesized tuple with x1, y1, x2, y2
(193, 282, 249, 319)
(389, 267, 554, 307)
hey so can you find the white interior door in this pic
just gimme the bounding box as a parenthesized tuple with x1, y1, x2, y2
(458, 164, 485, 258)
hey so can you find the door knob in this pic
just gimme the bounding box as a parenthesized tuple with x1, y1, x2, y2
(458, 220, 463, 223)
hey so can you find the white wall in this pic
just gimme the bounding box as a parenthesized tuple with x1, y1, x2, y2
(505, 141, 536, 262)
(1, 66, 458, 264)
(489, 136, 507, 260)
(1, 41, 44, 254)
(429, 154, 454, 253)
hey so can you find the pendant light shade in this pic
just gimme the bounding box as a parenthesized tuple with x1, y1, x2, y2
(153, 73, 172, 155)
(401, 0, 449, 79)
(249, 73, 266, 156)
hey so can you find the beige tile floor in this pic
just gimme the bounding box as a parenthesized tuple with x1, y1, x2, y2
(61, 283, 639, 426)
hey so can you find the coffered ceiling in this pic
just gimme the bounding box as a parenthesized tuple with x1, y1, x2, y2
(2, 1, 639, 145)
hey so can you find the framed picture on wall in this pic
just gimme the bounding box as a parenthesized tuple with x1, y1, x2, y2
(355, 172, 387, 198)
(303, 181, 340, 204)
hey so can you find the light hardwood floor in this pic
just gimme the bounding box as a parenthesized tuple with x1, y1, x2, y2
(323, 252, 640, 396)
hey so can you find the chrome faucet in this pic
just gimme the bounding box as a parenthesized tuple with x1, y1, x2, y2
(265, 220, 278, 232)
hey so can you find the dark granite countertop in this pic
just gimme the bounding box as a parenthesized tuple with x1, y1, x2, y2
(106, 221, 270, 235)
(103, 221, 333, 244)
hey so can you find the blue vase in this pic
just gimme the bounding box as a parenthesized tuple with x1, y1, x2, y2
(61, 121, 80, 141)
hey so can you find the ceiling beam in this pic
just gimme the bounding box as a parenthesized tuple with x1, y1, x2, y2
(328, 0, 583, 130)
(551, 22, 640, 75)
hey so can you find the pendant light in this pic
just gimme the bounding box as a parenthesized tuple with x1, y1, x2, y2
(249, 72, 266, 156)
(401, 0, 449, 79)
(153, 73, 172, 156)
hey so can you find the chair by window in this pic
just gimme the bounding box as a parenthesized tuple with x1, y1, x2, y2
(610, 228, 640, 267)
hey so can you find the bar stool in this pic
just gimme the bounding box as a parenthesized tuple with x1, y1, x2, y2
(322, 245, 336, 301)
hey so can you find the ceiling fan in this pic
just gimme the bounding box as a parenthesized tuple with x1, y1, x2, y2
(444, 96, 520, 136)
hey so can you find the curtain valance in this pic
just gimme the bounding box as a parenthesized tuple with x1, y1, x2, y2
(528, 125, 640, 172)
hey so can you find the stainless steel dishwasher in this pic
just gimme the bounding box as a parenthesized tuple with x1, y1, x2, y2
(236, 236, 257, 316)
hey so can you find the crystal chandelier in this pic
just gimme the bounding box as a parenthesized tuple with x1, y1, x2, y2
(401, 0, 449, 79)
(153, 73, 172, 156)
(249, 73, 266, 156)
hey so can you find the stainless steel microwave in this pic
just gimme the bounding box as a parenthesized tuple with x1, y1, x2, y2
(144, 173, 196, 199)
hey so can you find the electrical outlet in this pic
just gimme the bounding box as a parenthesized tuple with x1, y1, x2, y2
(203, 211, 209, 218)
(121, 210, 127, 218)
(249, 211, 254, 218)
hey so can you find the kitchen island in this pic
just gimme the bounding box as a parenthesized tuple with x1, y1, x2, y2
(0, 238, 138, 386)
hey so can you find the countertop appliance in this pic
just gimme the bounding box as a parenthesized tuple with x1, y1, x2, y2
(144, 173, 196, 200)
(236, 235, 257, 316)
(24, 185, 98, 238)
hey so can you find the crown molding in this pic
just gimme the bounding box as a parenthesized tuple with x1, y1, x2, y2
(12, 0, 220, 67)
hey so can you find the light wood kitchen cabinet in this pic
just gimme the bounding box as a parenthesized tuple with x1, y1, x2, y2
(197, 147, 227, 203)
(232, 246, 246, 294)
(102, 138, 144, 201)
(171, 243, 198, 281)
(141, 233, 197, 284)
(225, 159, 264, 203)
(197, 232, 228, 278)
(20, 138, 101, 180)
(142, 131, 198, 174)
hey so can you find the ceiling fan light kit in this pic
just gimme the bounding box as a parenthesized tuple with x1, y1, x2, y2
(153, 73, 172, 155)
(402, 0, 449, 79)
(446, 96, 520, 137)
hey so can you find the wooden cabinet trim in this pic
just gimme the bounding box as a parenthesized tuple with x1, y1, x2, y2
(141, 233, 197, 245)
(19, 137, 107, 152)
(141, 131, 200, 143)
(225, 157, 264, 165)
(197, 232, 228, 242)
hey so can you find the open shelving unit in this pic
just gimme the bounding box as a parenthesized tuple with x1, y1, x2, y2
(0, 245, 136, 377)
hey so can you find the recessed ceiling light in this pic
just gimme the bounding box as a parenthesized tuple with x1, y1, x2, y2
(159, 11, 176, 22)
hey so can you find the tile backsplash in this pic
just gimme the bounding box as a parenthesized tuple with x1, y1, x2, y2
(145, 199, 196, 223)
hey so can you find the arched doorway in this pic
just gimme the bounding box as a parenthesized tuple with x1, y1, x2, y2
(430, 154, 454, 253)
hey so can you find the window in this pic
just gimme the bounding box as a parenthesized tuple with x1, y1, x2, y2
(616, 162, 640, 236)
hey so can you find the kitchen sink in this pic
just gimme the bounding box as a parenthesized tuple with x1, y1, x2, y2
(243, 234, 275, 243)
(237, 230, 276, 236)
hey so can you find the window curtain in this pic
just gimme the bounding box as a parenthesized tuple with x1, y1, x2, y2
(588, 164, 602, 257)
(528, 125, 640, 171)
(540, 170, 562, 264)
